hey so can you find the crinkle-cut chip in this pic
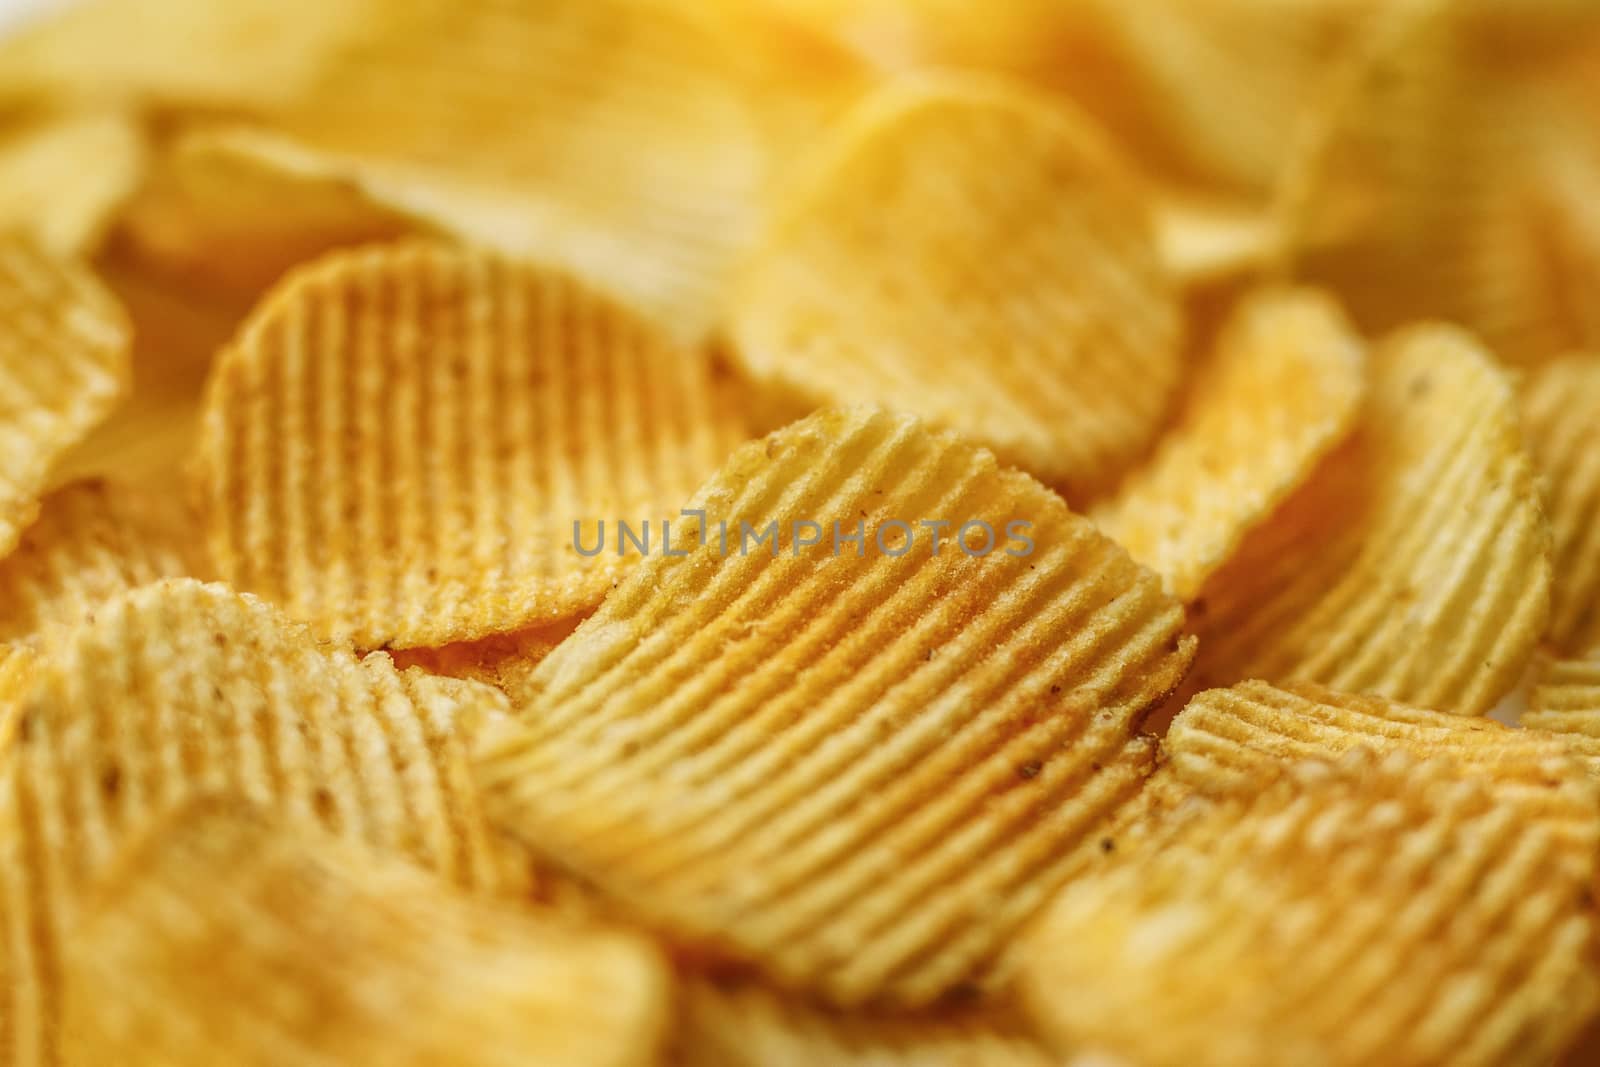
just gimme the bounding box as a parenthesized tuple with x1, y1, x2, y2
(0, 237, 131, 557)
(391, 618, 583, 694)
(0, 644, 35, 755)
(474, 407, 1194, 1007)
(263, 0, 766, 342)
(1021, 748, 1600, 1067)
(674, 978, 1054, 1067)
(1093, 287, 1364, 600)
(0, 480, 193, 647)
(59, 798, 669, 1067)
(1528, 652, 1600, 741)
(191, 241, 747, 651)
(0, 579, 511, 1067)
(0, 112, 144, 257)
(1522, 355, 1600, 653)
(727, 77, 1182, 501)
(1150, 192, 1280, 288)
(1186, 325, 1550, 715)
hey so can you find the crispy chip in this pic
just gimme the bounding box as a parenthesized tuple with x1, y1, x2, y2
(0, 237, 130, 557)
(474, 407, 1194, 1006)
(1522, 355, 1600, 653)
(1021, 748, 1600, 1067)
(0, 644, 35, 755)
(674, 978, 1054, 1067)
(0, 111, 144, 258)
(1093, 287, 1365, 600)
(60, 797, 669, 1067)
(0, 479, 193, 647)
(1528, 651, 1600, 742)
(191, 241, 746, 650)
(1186, 325, 1550, 715)
(0, 579, 510, 1065)
(727, 77, 1182, 501)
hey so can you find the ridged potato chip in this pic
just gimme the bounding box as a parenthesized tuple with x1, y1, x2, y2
(1021, 748, 1600, 1067)
(1528, 652, 1600, 742)
(1093, 287, 1365, 600)
(475, 407, 1194, 1006)
(0, 644, 35, 755)
(1522, 355, 1600, 653)
(0, 237, 131, 557)
(192, 241, 746, 651)
(0, 579, 510, 1066)
(0, 111, 143, 257)
(674, 978, 1053, 1067)
(1185, 325, 1550, 715)
(60, 797, 669, 1067)
(727, 77, 1182, 501)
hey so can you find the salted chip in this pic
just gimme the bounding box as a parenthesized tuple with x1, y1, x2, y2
(675, 978, 1054, 1067)
(1528, 652, 1600, 741)
(474, 407, 1194, 1006)
(1093, 287, 1364, 600)
(1185, 325, 1550, 715)
(1021, 748, 1600, 1067)
(0, 579, 510, 1066)
(0, 237, 131, 557)
(191, 241, 746, 651)
(1521, 355, 1600, 653)
(60, 797, 669, 1067)
(0, 112, 144, 257)
(0, 479, 192, 647)
(727, 77, 1182, 501)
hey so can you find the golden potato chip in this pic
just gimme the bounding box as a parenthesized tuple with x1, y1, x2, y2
(1186, 325, 1550, 715)
(1093, 287, 1365, 600)
(0, 479, 192, 647)
(0, 644, 35, 755)
(0, 111, 143, 258)
(674, 978, 1054, 1067)
(60, 797, 669, 1067)
(726, 77, 1182, 501)
(1021, 748, 1600, 1067)
(0, 236, 131, 557)
(1528, 651, 1600, 741)
(1521, 355, 1600, 653)
(475, 407, 1194, 1006)
(192, 241, 747, 651)
(0, 579, 510, 1065)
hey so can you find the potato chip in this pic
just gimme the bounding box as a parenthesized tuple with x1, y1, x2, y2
(1185, 325, 1550, 715)
(1521, 355, 1600, 654)
(0, 236, 131, 557)
(675, 978, 1054, 1067)
(726, 76, 1182, 501)
(1528, 651, 1600, 741)
(474, 407, 1194, 1006)
(0, 111, 143, 258)
(1093, 287, 1364, 600)
(0, 644, 35, 756)
(0, 479, 193, 647)
(192, 240, 747, 651)
(60, 797, 669, 1067)
(1021, 748, 1600, 1067)
(0, 578, 510, 1065)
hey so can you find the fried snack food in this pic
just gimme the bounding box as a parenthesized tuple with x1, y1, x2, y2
(1521, 355, 1600, 653)
(191, 240, 745, 651)
(1528, 652, 1600, 742)
(475, 407, 1194, 1006)
(1021, 748, 1600, 1067)
(0, 111, 144, 257)
(1185, 325, 1549, 715)
(0, 479, 191, 647)
(0, 237, 131, 557)
(1093, 287, 1364, 600)
(58, 797, 669, 1067)
(0, 643, 35, 754)
(0, 579, 509, 1066)
(727, 77, 1181, 501)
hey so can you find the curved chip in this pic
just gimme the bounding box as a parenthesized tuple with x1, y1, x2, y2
(1528, 651, 1600, 742)
(59, 797, 669, 1067)
(1093, 287, 1365, 600)
(0, 579, 510, 1066)
(1021, 748, 1600, 1067)
(192, 240, 746, 651)
(0, 644, 35, 756)
(727, 77, 1182, 501)
(1186, 325, 1550, 715)
(0, 111, 144, 258)
(1522, 355, 1600, 653)
(474, 407, 1194, 1006)
(0, 237, 131, 557)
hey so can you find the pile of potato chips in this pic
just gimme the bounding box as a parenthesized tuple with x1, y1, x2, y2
(1, 0, 1598, 1063)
